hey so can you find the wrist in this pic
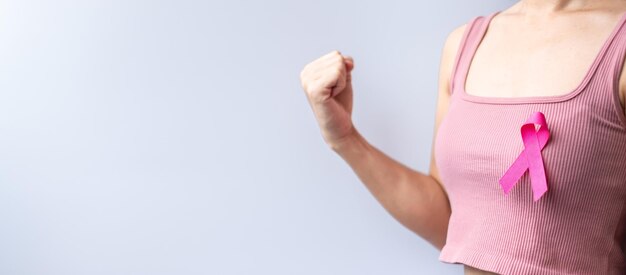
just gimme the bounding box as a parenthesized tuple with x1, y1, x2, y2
(328, 128, 367, 154)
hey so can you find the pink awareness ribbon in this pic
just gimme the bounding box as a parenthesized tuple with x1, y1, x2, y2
(498, 111, 551, 202)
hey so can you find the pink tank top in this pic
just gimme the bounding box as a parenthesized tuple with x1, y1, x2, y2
(434, 10, 626, 274)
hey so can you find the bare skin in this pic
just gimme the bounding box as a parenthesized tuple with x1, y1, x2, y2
(299, 0, 626, 274)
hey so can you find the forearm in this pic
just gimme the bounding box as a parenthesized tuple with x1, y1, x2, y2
(330, 129, 450, 250)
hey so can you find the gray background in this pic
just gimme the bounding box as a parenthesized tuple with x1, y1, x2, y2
(0, 0, 509, 274)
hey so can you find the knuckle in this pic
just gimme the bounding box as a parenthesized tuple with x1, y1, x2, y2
(327, 50, 341, 58)
(333, 67, 343, 77)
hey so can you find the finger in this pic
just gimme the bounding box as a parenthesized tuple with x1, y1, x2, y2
(343, 56, 354, 72)
(330, 67, 347, 98)
(312, 65, 340, 93)
(310, 55, 346, 84)
(318, 53, 345, 71)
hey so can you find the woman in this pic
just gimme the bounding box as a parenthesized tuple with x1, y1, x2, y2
(299, 0, 626, 274)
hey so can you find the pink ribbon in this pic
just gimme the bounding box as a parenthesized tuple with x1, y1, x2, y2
(498, 111, 551, 202)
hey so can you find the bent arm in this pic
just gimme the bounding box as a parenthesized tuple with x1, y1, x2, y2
(330, 131, 450, 250)
(327, 21, 469, 251)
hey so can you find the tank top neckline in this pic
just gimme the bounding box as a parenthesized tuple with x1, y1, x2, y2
(459, 10, 626, 105)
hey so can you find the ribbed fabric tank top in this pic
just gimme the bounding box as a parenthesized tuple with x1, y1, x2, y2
(434, 10, 626, 274)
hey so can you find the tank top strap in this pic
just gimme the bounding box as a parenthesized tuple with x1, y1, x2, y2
(581, 11, 626, 129)
(591, 12, 626, 100)
(449, 11, 500, 96)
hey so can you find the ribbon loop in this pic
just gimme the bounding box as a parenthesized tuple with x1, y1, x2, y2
(498, 111, 551, 202)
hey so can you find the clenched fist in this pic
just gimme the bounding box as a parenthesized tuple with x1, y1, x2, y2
(300, 50, 356, 149)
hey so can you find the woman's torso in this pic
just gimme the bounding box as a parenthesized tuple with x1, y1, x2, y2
(438, 4, 626, 275)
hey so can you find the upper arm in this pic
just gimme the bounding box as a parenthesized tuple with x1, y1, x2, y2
(428, 23, 468, 193)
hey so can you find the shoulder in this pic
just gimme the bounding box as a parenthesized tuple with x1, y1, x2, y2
(438, 15, 484, 94)
(441, 14, 489, 70)
(445, 22, 469, 47)
(442, 13, 491, 63)
(438, 21, 470, 91)
(442, 19, 473, 57)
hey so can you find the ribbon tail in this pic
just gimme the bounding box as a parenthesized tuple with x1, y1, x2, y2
(499, 151, 529, 195)
(499, 111, 551, 202)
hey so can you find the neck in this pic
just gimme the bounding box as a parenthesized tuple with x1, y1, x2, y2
(513, 0, 613, 14)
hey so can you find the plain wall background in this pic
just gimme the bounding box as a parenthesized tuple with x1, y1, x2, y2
(0, 1, 510, 274)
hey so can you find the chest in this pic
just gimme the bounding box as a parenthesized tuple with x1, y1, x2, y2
(434, 100, 626, 206)
(464, 15, 626, 113)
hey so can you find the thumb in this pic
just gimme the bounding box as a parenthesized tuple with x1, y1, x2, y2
(343, 55, 354, 72)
